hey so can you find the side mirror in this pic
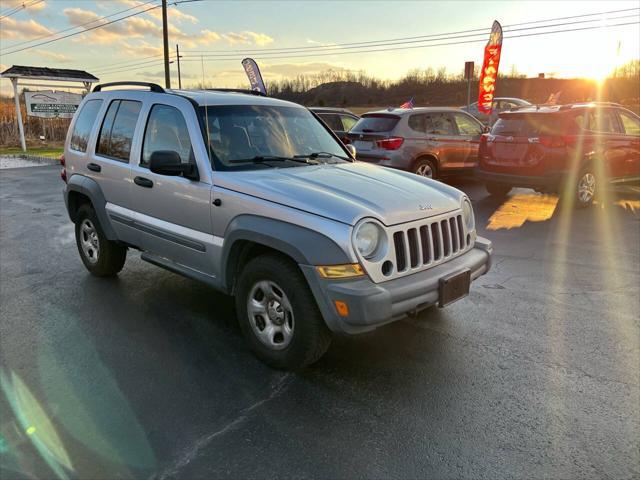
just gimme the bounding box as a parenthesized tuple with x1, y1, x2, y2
(345, 144, 356, 159)
(149, 150, 199, 180)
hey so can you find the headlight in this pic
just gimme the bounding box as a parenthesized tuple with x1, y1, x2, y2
(462, 197, 475, 231)
(354, 221, 383, 259)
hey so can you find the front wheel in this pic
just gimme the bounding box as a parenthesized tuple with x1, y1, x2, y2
(235, 254, 332, 370)
(75, 204, 126, 276)
(575, 169, 597, 208)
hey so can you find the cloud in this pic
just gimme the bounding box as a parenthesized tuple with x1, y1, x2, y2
(113, 0, 198, 24)
(222, 31, 274, 46)
(306, 39, 337, 47)
(33, 50, 72, 63)
(0, 17, 51, 40)
(136, 70, 200, 80)
(64, 8, 163, 44)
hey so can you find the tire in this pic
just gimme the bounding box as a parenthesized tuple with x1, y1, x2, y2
(575, 168, 597, 208)
(235, 253, 332, 370)
(75, 204, 126, 277)
(485, 181, 512, 198)
(413, 158, 437, 179)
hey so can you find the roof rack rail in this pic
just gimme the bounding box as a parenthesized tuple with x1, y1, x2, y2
(205, 88, 266, 97)
(93, 81, 165, 93)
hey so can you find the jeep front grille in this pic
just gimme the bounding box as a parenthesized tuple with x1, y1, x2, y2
(360, 209, 475, 283)
(392, 214, 468, 272)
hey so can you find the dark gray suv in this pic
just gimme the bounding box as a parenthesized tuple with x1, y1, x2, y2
(346, 107, 486, 179)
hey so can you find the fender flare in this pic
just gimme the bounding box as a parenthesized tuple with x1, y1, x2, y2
(65, 174, 117, 240)
(221, 215, 351, 291)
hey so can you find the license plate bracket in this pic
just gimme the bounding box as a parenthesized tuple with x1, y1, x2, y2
(438, 269, 471, 307)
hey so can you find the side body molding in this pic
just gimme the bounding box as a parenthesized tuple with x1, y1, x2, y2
(221, 215, 352, 292)
(64, 174, 118, 240)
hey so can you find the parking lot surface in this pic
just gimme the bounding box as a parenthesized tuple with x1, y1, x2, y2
(1, 165, 638, 479)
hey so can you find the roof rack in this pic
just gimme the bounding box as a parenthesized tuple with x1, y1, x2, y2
(93, 81, 165, 93)
(205, 88, 266, 97)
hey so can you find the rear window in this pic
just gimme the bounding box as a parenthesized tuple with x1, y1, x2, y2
(492, 114, 565, 136)
(351, 114, 400, 133)
(69, 99, 103, 152)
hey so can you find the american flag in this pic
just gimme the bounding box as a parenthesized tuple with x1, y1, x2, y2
(399, 97, 414, 109)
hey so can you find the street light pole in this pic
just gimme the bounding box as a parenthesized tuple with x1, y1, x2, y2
(161, 0, 171, 88)
(176, 44, 182, 89)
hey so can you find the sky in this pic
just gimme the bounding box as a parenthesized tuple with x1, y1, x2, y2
(1, 0, 639, 95)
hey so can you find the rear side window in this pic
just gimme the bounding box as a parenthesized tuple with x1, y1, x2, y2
(425, 113, 456, 135)
(408, 114, 426, 133)
(69, 99, 103, 152)
(352, 114, 400, 133)
(97, 100, 142, 162)
(141, 104, 193, 167)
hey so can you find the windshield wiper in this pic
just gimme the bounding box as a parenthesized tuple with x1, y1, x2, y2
(294, 152, 350, 162)
(228, 155, 314, 165)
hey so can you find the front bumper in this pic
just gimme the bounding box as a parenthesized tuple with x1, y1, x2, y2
(301, 236, 492, 334)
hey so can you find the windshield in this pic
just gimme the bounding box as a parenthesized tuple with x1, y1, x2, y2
(198, 105, 349, 170)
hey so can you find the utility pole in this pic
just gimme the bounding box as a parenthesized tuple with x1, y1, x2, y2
(176, 44, 182, 89)
(161, 0, 171, 88)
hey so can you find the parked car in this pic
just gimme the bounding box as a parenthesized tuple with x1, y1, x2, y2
(346, 107, 487, 179)
(310, 107, 359, 140)
(61, 82, 492, 369)
(475, 102, 640, 207)
(462, 97, 532, 125)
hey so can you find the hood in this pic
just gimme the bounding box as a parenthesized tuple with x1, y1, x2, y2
(214, 162, 463, 226)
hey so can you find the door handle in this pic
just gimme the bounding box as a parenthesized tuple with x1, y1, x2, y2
(87, 162, 101, 172)
(134, 176, 153, 188)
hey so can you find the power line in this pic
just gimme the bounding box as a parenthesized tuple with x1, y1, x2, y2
(177, 21, 639, 63)
(0, 0, 43, 20)
(184, 6, 639, 54)
(180, 15, 640, 60)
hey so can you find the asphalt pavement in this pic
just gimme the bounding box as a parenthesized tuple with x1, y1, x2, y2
(1, 165, 638, 479)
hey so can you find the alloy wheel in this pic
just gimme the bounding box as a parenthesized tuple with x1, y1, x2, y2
(578, 172, 596, 204)
(79, 219, 100, 264)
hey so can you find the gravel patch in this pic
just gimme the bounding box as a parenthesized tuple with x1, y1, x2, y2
(0, 155, 59, 169)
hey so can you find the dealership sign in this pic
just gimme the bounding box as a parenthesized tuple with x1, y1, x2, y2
(25, 91, 82, 118)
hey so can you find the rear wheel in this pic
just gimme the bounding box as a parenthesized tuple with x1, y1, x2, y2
(75, 204, 126, 276)
(575, 169, 597, 208)
(413, 158, 436, 179)
(485, 181, 512, 198)
(235, 254, 332, 370)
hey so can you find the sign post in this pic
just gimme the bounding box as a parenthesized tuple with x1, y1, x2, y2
(10, 78, 26, 152)
(464, 61, 474, 112)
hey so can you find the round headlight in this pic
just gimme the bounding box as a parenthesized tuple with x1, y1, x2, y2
(462, 197, 475, 231)
(354, 221, 381, 259)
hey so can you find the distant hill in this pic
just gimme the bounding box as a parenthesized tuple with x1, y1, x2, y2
(270, 77, 640, 109)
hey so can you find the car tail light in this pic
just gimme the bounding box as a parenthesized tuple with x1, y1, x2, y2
(376, 137, 404, 150)
(60, 154, 67, 183)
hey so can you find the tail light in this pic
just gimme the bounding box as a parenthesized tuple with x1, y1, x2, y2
(60, 154, 67, 183)
(376, 137, 404, 150)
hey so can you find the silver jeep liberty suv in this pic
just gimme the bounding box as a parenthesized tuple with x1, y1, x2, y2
(62, 82, 492, 370)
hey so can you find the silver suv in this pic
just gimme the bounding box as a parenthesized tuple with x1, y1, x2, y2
(346, 107, 486, 179)
(62, 82, 492, 370)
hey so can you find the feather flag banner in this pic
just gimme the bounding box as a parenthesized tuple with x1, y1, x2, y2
(477, 21, 503, 115)
(399, 98, 414, 109)
(241, 58, 267, 95)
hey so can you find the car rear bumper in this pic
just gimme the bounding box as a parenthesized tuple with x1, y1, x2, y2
(475, 168, 563, 189)
(301, 237, 492, 334)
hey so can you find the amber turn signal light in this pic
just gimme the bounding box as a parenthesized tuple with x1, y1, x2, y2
(334, 300, 349, 317)
(316, 264, 364, 279)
